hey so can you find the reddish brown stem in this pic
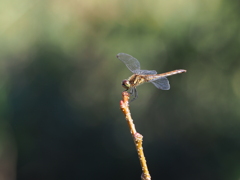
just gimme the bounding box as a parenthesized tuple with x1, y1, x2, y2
(120, 92, 151, 180)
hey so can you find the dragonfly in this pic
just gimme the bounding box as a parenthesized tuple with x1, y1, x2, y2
(116, 53, 187, 102)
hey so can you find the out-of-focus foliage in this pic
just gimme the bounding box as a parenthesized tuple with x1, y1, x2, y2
(0, 0, 240, 180)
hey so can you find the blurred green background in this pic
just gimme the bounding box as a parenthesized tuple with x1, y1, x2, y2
(0, 0, 240, 180)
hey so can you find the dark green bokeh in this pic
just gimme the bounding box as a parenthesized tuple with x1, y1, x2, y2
(0, 0, 240, 180)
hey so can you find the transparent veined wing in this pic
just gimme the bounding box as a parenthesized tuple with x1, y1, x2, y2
(150, 77, 170, 90)
(138, 70, 157, 75)
(116, 53, 141, 74)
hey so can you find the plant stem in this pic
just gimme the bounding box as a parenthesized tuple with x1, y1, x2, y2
(120, 91, 151, 180)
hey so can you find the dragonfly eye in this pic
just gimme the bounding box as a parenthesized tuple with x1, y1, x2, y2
(122, 80, 130, 90)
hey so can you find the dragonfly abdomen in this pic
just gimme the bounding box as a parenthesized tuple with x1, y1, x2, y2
(159, 69, 186, 77)
(146, 69, 186, 81)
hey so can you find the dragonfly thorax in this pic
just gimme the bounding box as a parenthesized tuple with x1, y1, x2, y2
(122, 80, 131, 90)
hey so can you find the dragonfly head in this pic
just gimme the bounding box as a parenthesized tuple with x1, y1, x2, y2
(122, 80, 131, 90)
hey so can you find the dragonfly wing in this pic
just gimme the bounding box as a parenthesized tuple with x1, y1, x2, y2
(116, 53, 141, 74)
(150, 77, 170, 90)
(138, 70, 157, 75)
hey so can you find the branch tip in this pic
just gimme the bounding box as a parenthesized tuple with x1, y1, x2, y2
(122, 91, 130, 104)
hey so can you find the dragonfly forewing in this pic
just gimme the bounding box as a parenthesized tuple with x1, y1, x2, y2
(116, 53, 141, 74)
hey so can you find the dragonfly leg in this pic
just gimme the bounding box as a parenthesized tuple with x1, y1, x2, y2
(135, 87, 138, 98)
(130, 87, 138, 102)
(129, 88, 134, 95)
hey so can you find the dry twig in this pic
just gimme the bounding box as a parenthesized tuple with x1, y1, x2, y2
(120, 91, 151, 180)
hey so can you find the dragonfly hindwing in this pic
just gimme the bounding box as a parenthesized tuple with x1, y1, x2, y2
(138, 70, 157, 75)
(150, 77, 170, 90)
